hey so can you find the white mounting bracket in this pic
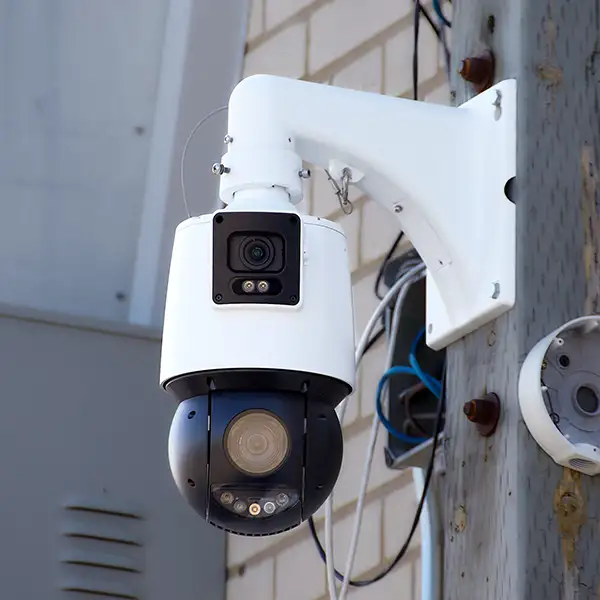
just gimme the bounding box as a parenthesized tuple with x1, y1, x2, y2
(218, 75, 517, 350)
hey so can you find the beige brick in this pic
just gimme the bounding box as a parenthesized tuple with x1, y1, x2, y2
(227, 557, 274, 600)
(332, 47, 383, 94)
(360, 198, 403, 265)
(265, 0, 315, 29)
(332, 499, 382, 577)
(336, 209, 360, 273)
(275, 535, 326, 600)
(228, 533, 271, 565)
(341, 384, 360, 426)
(309, 0, 412, 73)
(382, 479, 421, 558)
(369, 418, 405, 490)
(227, 525, 301, 566)
(347, 557, 413, 598)
(351, 270, 380, 337)
(413, 556, 421, 600)
(359, 336, 388, 418)
(247, 0, 264, 42)
(425, 81, 451, 105)
(384, 21, 440, 98)
(244, 22, 307, 79)
(311, 167, 343, 218)
(333, 426, 399, 510)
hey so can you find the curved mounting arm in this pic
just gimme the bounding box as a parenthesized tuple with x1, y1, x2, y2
(218, 74, 516, 350)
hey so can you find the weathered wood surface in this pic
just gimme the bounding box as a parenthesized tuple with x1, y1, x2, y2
(443, 2, 600, 599)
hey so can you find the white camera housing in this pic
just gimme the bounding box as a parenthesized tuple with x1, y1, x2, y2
(518, 315, 600, 475)
(159, 198, 355, 391)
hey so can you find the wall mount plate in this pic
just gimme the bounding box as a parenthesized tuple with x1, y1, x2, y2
(425, 80, 517, 350)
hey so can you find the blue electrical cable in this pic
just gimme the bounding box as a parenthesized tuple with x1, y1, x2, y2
(376, 366, 428, 444)
(409, 327, 441, 398)
(432, 0, 451, 28)
(376, 328, 442, 443)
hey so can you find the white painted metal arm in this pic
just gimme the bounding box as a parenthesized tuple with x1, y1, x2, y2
(219, 74, 516, 349)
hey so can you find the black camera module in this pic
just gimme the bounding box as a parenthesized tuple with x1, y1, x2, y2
(213, 212, 301, 306)
(240, 236, 274, 270)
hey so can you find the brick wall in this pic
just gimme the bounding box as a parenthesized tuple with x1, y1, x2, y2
(227, 1, 451, 598)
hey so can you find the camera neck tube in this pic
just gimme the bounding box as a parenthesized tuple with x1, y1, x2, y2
(224, 187, 298, 214)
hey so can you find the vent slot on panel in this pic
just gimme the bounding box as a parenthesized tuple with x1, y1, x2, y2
(60, 501, 145, 599)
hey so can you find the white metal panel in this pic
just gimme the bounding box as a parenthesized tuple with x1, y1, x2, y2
(0, 311, 226, 600)
(0, 0, 169, 321)
(0, 0, 247, 325)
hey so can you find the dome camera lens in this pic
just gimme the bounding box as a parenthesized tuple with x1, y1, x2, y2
(240, 237, 274, 270)
(224, 410, 290, 476)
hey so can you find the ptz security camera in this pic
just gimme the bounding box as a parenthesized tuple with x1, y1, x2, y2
(160, 196, 355, 536)
(160, 73, 517, 536)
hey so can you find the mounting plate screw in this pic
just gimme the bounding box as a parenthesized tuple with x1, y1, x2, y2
(463, 393, 501, 437)
(394, 203, 403, 213)
(212, 162, 231, 175)
(224, 134, 233, 144)
(458, 50, 495, 93)
(299, 168, 311, 179)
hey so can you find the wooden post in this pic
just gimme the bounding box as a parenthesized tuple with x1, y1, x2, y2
(443, 1, 600, 598)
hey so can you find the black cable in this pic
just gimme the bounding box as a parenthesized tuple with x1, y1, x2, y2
(373, 2, 451, 303)
(418, 4, 441, 39)
(412, 0, 420, 101)
(400, 381, 431, 437)
(363, 326, 385, 355)
(374, 231, 404, 300)
(420, 4, 451, 75)
(307, 363, 446, 586)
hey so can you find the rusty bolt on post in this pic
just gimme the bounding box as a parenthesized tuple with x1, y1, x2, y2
(458, 50, 495, 93)
(463, 393, 501, 437)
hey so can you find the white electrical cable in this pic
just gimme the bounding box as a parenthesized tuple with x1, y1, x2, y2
(413, 466, 440, 600)
(324, 263, 425, 600)
(324, 492, 337, 599)
(337, 265, 425, 600)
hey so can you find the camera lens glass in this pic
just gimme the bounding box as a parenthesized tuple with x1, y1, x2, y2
(240, 237, 274, 270)
(224, 409, 290, 476)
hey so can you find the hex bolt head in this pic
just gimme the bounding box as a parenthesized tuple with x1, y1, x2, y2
(212, 162, 231, 175)
(224, 134, 234, 144)
(458, 50, 495, 93)
(463, 393, 501, 437)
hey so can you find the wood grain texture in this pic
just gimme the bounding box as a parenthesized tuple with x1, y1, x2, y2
(443, 1, 600, 599)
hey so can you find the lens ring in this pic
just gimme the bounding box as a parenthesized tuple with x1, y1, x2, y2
(224, 409, 290, 476)
(240, 236, 274, 270)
